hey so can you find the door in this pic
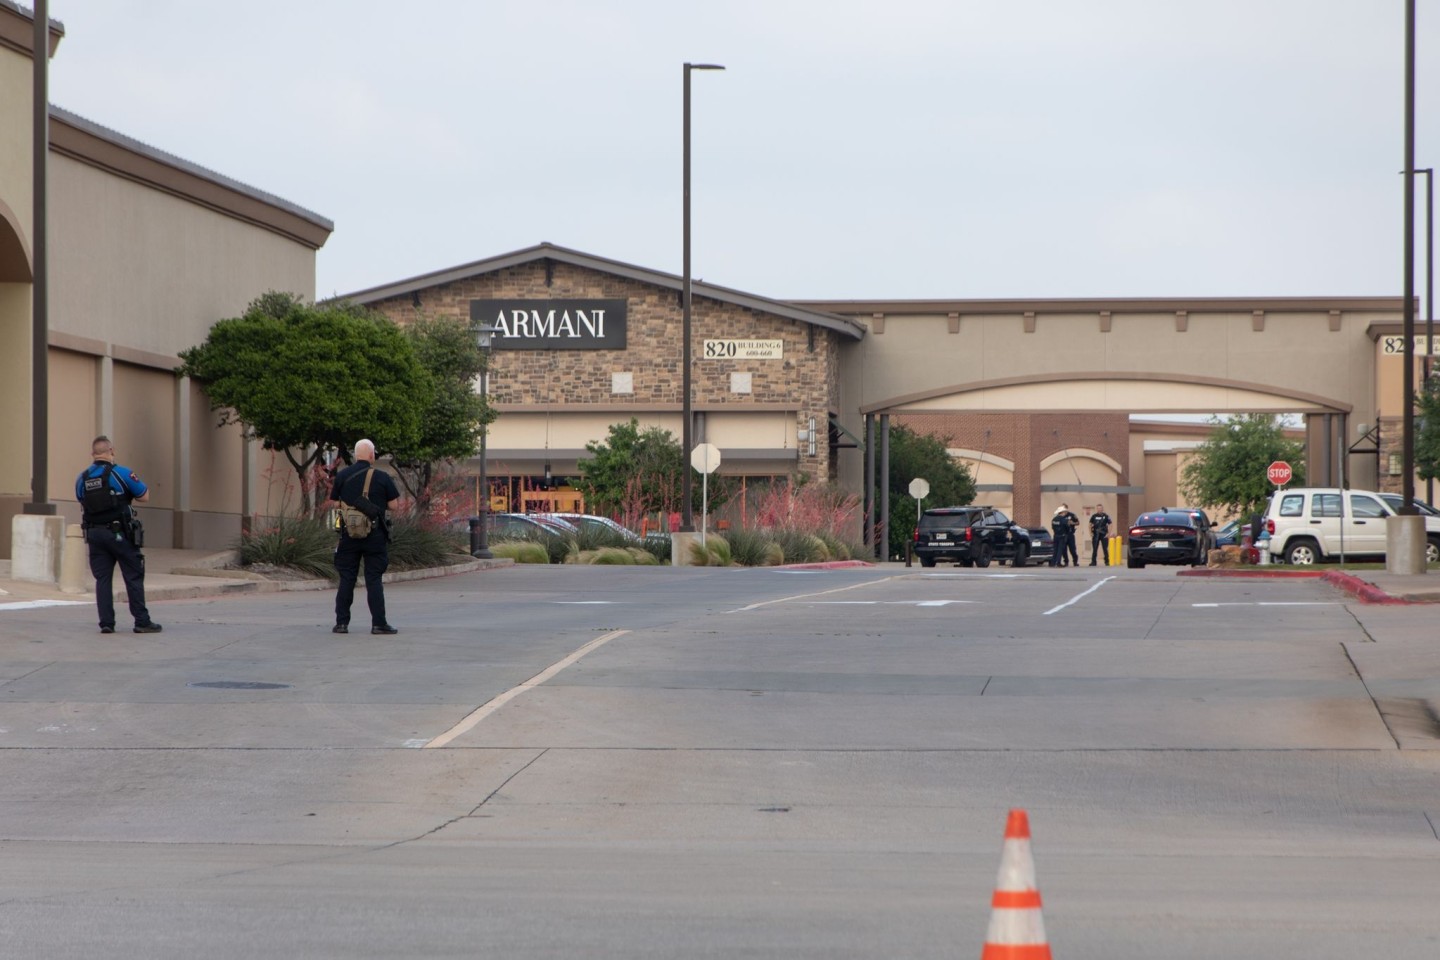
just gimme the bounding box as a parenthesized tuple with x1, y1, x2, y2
(1343, 493, 1389, 555)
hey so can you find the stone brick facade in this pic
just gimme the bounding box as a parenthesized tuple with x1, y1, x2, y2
(366, 259, 845, 480)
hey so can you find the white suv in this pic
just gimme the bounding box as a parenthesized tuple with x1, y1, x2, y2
(1264, 488, 1440, 565)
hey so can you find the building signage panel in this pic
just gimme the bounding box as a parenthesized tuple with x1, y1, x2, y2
(703, 338, 784, 359)
(471, 299, 627, 350)
(1380, 334, 1440, 356)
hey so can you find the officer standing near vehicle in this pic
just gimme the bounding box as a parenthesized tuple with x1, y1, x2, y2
(1049, 506, 1073, 567)
(75, 435, 161, 634)
(330, 439, 402, 635)
(1089, 503, 1113, 566)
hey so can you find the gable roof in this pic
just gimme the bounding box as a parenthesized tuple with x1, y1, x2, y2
(340, 242, 867, 340)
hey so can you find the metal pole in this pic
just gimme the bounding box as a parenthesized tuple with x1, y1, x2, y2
(25, 0, 55, 516)
(864, 414, 875, 555)
(880, 415, 891, 562)
(473, 366, 492, 559)
(1401, 0, 1417, 513)
(1424, 167, 1434, 506)
(680, 62, 723, 534)
(681, 63, 693, 532)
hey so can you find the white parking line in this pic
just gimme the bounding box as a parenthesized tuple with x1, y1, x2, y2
(1043, 576, 1116, 615)
(807, 600, 973, 607)
(423, 629, 630, 749)
(727, 577, 900, 613)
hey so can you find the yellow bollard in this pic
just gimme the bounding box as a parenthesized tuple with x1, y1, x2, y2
(1108, 535, 1122, 566)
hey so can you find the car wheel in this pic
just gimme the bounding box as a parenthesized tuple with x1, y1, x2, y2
(974, 545, 992, 568)
(1013, 544, 1028, 568)
(1285, 540, 1321, 566)
(1426, 536, 1440, 566)
(919, 555, 936, 568)
(1127, 558, 1144, 569)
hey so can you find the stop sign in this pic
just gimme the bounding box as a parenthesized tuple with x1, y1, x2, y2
(1267, 460, 1293, 486)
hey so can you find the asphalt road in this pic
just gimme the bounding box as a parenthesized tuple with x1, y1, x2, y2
(2, 564, 1438, 958)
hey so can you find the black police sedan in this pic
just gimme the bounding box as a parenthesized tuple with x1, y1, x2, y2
(1126, 509, 1208, 568)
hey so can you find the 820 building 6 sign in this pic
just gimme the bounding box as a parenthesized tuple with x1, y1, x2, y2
(703, 339, 784, 359)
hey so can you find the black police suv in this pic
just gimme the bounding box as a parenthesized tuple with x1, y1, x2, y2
(913, 506, 1032, 568)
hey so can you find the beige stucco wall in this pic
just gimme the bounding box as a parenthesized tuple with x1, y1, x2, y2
(46, 348, 98, 502)
(0, 282, 29, 498)
(49, 154, 316, 351)
(0, 45, 33, 240)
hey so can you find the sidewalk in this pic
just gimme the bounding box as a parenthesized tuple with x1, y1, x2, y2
(1180, 566, 1440, 604)
(0, 546, 510, 608)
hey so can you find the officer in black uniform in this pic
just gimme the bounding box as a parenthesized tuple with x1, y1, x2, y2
(330, 439, 402, 635)
(1089, 503, 1113, 566)
(74, 435, 161, 634)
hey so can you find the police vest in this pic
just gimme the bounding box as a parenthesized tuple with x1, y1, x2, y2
(81, 464, 128, 525)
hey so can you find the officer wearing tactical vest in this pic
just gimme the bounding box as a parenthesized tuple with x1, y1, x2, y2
(329, 439, 401, 635)
(74, 435, 161, 634)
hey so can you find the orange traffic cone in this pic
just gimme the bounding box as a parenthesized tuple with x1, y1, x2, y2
(981, 808, 1052, 959)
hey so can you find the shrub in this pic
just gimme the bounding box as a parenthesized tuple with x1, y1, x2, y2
(491, 541, 549, 563)
(686, 539, 711, 566)
(705, 535, 732, 567)
(638, 534, 671, 564)
(236, 516, 336, 580)
(724, 527, 777, 566)
(589, 547, 637, 565)
(388, 517, 467, 570)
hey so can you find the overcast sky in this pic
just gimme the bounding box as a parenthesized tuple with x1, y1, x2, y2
(44, 1, 1440, 306)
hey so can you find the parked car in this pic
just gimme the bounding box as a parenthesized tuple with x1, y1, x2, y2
(1265, 488, 1440, 565)
(1377, 493, 1440, 517)
(1212, 519, 1242, 547)
(1126, 510, 1209, 568)
(537, 513, 645, 543)
(913, 506, 1032, 568)
(1024, 527, 1055, 565)
(470, 513, 580, 540)
(1172, 506, 1217, 552)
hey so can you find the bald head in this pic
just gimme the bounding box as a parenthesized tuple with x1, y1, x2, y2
(354, 439, 376, 462)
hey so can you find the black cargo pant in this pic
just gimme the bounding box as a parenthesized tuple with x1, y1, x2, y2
(1091, 532, 1110, 565)
(334, 529, 389, 627)
(86, 524, 152, 629)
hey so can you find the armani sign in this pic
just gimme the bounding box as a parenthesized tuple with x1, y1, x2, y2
(470, 299, 627, 350)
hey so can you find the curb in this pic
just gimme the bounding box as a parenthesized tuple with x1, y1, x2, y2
(1320, 570, 1411, 605)
(1178, 568, 1323, 580)
(1180, 565, 1425, 604)
(775, 560, 877, 570)
(116, 556, 514, 604)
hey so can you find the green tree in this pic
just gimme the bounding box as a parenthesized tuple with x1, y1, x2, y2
(886, 424, 976, 559)
(1418, 376, 1440, 482)
(387, 314, 495, 515)
(574, 419, 728, 521)
(178, 292, 432, 514)
(1179, 414, 1306, 519)
(574, 419, 686, 518)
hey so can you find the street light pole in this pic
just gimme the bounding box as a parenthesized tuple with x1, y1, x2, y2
(681, 61, 724, 533)
(471, 322, 497, 559)
(1401, 0, 1417, 515)
(1421, 167, 1435, 506)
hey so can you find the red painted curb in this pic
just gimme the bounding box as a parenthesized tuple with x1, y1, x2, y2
(1320, 570, 1408, 605)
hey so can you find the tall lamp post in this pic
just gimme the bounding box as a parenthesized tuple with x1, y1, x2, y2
(471, 321, 498, 559)
(681, 61, 724, 533)
(1419, 167, 1435, 506)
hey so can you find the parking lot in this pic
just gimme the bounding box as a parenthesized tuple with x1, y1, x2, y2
(2, 563, 1438, 958)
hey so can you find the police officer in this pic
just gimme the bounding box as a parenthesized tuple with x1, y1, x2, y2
(1089, 502, 1113, 566)
(1049, 506, 1072, 567)
(330, 439, 401, 635)
(75, 435, 161, 634)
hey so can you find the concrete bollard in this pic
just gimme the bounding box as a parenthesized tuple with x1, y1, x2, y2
(60, 523, 92, 594)
(10, 515, 65, 583)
